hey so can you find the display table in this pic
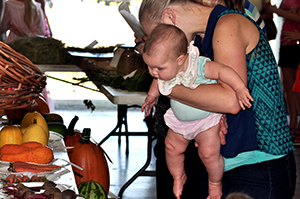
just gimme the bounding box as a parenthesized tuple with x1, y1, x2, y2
(99, 85, 151, 155)
(48, 132, 79, 192)
(37, 64, 81, 73)
(99, 85, 156, 199)
(0, 131, 79, 195)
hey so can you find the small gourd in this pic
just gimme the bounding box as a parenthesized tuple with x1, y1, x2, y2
(68, 128, 110, 193)
(22, 118, 48, 146)
(0, 124, 22, 148)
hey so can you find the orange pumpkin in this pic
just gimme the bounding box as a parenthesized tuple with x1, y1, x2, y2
(68, 128, 110, 193)
(0, 125, 22, 148)
(5, 94, 50, 121)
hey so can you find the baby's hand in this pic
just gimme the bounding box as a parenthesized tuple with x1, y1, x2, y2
(236, 87, 253, 110)
(141, 95, 157, 117)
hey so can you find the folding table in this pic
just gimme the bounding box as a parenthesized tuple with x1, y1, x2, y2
(99, 85, 156, 199)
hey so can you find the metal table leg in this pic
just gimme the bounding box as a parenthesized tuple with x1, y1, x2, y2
(117, 110, 156, 199)
(99, 104, 156, 198)
(99, 105, 130, 155)
(99, 105, 149, 155)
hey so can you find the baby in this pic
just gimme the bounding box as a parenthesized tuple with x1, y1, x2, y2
(141, 24, 253, 199)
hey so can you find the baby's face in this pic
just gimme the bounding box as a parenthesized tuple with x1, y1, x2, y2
(143, 50, 180, 81)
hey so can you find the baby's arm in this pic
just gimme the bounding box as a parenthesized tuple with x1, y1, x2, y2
(203, 60, 253, 110)
(141, 79, 160, 116)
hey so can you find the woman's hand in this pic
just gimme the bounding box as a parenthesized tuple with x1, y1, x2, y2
(134, 34, 147, 54)
(282, 29, 300, 45)
(269, 4, 278, 14)
(195, 114, 228, 148)
(219, 115, 228, 145)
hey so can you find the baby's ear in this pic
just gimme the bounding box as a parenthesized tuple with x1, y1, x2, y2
(177, 54, 186, 66)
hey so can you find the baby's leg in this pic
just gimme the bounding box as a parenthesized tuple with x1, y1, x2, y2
(165, 128, 190, 199)
(194, 124, 224, 199)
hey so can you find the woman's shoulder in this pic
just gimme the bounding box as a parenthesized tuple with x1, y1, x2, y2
(214, 13, 251, 42)
(212, 11, 260, 60)
(215, 13, 259, 45)
(217, 12, 252, 28)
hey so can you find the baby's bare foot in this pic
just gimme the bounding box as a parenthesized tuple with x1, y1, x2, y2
(173, 173, 187, 199)
(207, 181, 222, 199)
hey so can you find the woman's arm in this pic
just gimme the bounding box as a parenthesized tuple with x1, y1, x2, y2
(204, 61, 253, 110)
(32, 4, 46, 36)
(169, 14, 258, 114)
(270, 4, 300, 23)
(282, 29, 300, 45)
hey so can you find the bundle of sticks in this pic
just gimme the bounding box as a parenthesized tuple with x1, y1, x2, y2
(0, 41, 46, 109)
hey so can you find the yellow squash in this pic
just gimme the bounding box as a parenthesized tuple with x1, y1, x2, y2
(21, 111, 49, 138)
(22, 119, 48, 146)
(0, 125, 22, 148)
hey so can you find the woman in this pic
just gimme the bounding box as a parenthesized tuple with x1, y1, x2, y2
(270, 0, 300, 141)
(138, 0, 296, 198)
(0, 0, 45, 43)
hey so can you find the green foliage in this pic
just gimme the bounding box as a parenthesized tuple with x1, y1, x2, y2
(9, 36, 77, 65)
(89, 70, 153, 92)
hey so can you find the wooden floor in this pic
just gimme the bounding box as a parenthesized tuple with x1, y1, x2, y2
(54, 100, 300, 199)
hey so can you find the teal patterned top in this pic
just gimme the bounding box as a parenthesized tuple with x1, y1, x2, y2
(198, 5, 294, 170)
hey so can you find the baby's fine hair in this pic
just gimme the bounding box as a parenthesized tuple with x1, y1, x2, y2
(143, 24, 188, 58)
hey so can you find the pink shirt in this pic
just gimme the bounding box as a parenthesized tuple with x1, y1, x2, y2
(0, 0, 45, 43)
(280, 0, 300, 45)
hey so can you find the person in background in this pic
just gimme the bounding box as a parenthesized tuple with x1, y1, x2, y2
(142, 24, 253, 199)
(282, 29, 300, 45)
(0, 0, 45, 43)
(244, 0, 265, 32)
(33, 0, 54, 112)
(137, 0, 296, 198)
(248, 0, 278, 40)
(0, 0, 5, 41)
(270, 0, 300, 142)
(35, 0, 52, 37)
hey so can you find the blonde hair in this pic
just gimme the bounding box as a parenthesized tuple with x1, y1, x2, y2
(191, 0, 244, 11)
(138, 0, 244, 25)
(144, 24, 188, 59)
(139, 0, 170, 26)
(24, 0, 38, 30)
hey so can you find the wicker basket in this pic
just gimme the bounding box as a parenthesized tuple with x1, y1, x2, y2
(0, 41, 46, 110)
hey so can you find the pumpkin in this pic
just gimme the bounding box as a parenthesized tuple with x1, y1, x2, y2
(5, 94, 50, 121)
(64, 115, 81, 151)
(68, 128, 110, 193)
(0, 125, 22, 148)
(78, 180, 108, 199)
